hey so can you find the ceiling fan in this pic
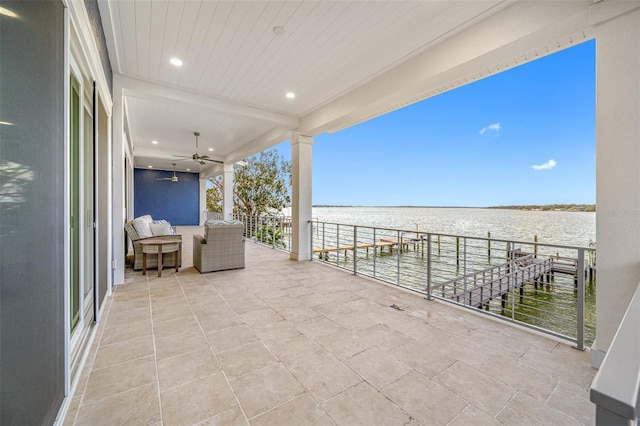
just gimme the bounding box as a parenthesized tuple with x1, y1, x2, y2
(174, 131, 223, 165)
(156, 163, 191, 182)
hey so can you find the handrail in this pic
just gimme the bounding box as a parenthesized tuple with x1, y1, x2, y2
(309, 220, 595, 348)
(311, 220, 592, 251)
(590, 282, 640, 425)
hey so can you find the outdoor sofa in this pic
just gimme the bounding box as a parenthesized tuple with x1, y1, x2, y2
(125, 215, 182, 271)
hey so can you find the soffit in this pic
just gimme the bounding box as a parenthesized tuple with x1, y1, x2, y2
(104, 0, 503, 116)
(99, 0, 593, 175)
(99, 0, 508, 172)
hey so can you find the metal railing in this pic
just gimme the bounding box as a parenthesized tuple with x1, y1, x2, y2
(590, 282, 640, 426)
(310, 220, 596, 349)
(204, 211, 223, 221)
(232, 214, 292, 251)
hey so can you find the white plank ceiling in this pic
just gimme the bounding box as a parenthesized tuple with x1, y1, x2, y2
(98, 0, 592, 174)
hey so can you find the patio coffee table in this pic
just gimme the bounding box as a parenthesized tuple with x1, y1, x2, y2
(139, 236, 181, 277)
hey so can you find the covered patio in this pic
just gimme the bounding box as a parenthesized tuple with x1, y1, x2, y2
(65, 233, 595, 425)
(3, 1, 640, 424)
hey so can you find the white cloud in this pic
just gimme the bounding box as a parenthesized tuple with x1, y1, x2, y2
(479, 122, 501, 135)
(532, 159, 557, 170)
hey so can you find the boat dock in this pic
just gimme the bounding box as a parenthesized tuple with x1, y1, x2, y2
(312, 241, 398, 259)
(431, 254, 579, 309)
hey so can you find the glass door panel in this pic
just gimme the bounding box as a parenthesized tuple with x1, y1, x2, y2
(83, 106, 94, 319)
(70, 74, 81, 332)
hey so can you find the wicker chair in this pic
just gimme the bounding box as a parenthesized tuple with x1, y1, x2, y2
(193, 222, 245, 273)
(125, 220, 182, 271)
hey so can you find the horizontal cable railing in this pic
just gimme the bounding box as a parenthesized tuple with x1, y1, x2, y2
(231, 214, 292, 252)
(590, 282, 640, 426)
(310, 220, 595, 349)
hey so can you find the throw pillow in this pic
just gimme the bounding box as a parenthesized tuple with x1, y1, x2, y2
(153, 219, 176, 234)
(149, 223, 172, 236)
(132, 218, 153, 238)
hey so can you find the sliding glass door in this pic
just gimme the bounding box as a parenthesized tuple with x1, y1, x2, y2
(68, 65, 95, 376)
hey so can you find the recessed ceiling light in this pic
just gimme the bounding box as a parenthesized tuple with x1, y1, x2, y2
(170, 58, 183, 67)
(208, 148, 214, 152)
(285, 92, 295, 99)
(0, 7, 18, 18)
(151, 140, 158, 144)
(186, 168, 191, 171)
(148, 165, 153, 168)
(273, 26, 285, 36)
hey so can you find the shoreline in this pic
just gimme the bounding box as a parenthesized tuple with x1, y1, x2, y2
(313, 204, 596, 212)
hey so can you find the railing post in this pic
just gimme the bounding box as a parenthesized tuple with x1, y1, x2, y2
(309, 219, 313, 261)
(353, 226, 358, 275)
(336, 224, 340, 266)
(397, 230, 401, 285)
(463, 237, 468, 305)
(373, 227, 377, 277)
(272, 217, 276, 249)
(510, 243, 516, 319)
(427, 233, 433, 300)
(576, 248, 585, 350)
(322, 222, 325, 261)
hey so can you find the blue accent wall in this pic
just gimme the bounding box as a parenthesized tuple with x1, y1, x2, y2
(134, 168, 200, 225)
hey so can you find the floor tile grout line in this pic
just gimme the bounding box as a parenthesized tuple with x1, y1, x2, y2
(176, 273, 252, 425)
(71, 381, 159, 410)
(218, 273, 337, 422)
(444, 404, 473, 426)
(239, 277, 369, 424)
(147, 274, 166, 426)
(72, 279, 155, 411)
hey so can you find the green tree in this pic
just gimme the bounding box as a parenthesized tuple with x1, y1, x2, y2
(206, 184, 222, 213)
(206, 148, 291, 216)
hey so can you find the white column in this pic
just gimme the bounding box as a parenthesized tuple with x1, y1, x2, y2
(199, 178, 207, 225)
(290, 133, 314, 261)
(223, 164, 234, 220)
(112, 78, 125, 285)
(592, 4, 640, 365)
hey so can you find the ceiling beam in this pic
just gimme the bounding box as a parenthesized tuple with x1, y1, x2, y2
(116, 74, 300, 128)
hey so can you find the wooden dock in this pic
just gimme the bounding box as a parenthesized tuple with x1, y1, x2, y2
(431, 254, 554, 309)
(312, 241, 398, 259)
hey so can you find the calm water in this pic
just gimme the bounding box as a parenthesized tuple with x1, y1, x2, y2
(312, 206, 595, 247)
(308, 206, 596, 344)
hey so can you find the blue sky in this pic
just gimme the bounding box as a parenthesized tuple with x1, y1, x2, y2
(276, 39, 595, 207)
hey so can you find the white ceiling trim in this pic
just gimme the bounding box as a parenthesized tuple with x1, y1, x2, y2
(117, 74, 300, 128)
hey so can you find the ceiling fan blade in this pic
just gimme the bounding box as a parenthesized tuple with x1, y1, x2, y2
(199, 157, 223, 164)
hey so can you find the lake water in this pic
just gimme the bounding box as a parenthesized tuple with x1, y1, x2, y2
(307, 206, 596, 344)
(312, 206, 595, 247)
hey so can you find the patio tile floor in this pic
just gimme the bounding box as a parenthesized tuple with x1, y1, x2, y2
(66, 238, 596, 425)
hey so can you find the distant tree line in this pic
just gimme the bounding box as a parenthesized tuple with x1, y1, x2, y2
(488, 204, 595, 212)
